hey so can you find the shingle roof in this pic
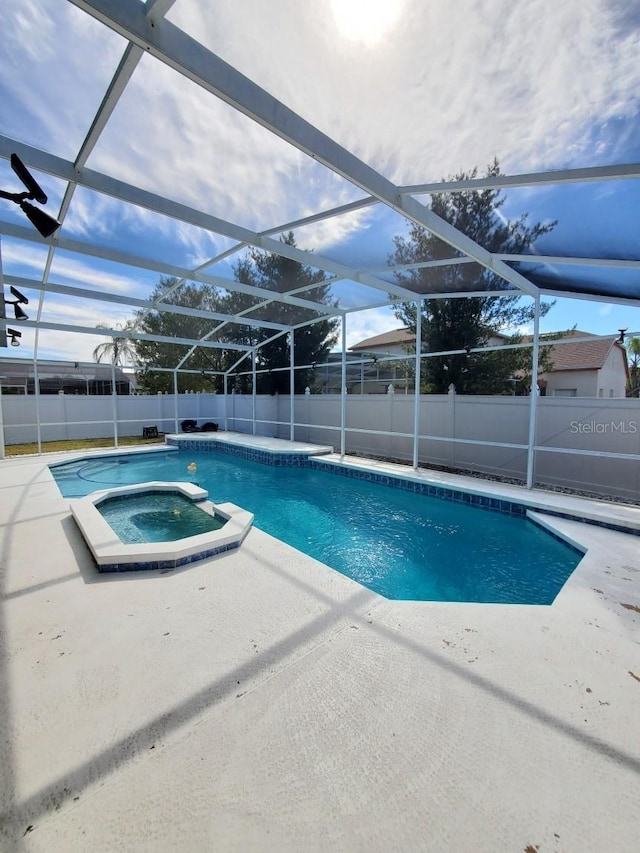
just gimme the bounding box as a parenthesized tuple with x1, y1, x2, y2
(350, 328, 628, 377)
(349, 328, 415, 351)
(545, 336, 623, 372)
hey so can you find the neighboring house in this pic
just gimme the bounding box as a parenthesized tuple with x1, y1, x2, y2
(348, 327, 511, 394)
(350, 327, 509, 356)
(0, 358, 134, 395)
(538, 332, 628, 398)
(349, 328, 630, 398)
(349, 328, 416, 357)
(348, 328, 416, 393)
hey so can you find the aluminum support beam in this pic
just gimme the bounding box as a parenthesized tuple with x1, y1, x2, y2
(0, 385, 4, 460)
(0, 218, 341, 321)
(0, 240, 6, 349)
(173, 370, 179, 433)
(289, 331, 295, 441)
(0, 136, 414, 303)
(13, 319, 251, 352)
(497, 254, 640, 270)
(340, 317, 347, 458)
(251, 351, 256, 436)
(526, 296, 541, 489)
(65, 1, 538, 297)
(145, 0, 176, 16)
(401, 162, 640, 195)
(6, 275, 289, 333)
(111, 360, 119, 448)
(540, 288, 640, 309)
(412, 299, 422, 470)
(223, 374, 228, 432)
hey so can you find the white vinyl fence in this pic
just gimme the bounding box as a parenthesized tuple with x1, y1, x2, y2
(1, 390, 639, 500)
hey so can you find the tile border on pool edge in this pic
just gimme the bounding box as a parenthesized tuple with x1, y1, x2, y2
(167, 438, 526, 516)
(91, 437, 638, 538)
(167, 437, 528, 516)
(307, 458, 528, 517)
(166, 437, 312, 467)
(310, 459, 640, 536)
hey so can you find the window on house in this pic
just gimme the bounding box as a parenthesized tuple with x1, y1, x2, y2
(609, 389, 614, 397)
(598, 388, 604, 397)
(554, 388, 577, 397)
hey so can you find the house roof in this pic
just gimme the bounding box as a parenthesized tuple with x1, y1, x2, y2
(350, 326, 511, 353)
(349, 327, 629, 379)
(0, 357, 131, 382)
(349, 328, 415, 351)
(544, 335, 627, 373)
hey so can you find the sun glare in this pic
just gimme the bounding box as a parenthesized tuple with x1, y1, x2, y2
(330, 0, 404, 47)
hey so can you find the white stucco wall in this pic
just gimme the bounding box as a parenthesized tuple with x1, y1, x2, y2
(596, 345, 628, 397)
(544, 369, 598, 397)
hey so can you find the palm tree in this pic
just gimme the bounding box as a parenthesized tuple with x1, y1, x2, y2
(92, 321, 137, 366)
(627, 336, 640, 398)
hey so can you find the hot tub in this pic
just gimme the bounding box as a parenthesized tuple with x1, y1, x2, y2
(70, 481, 253, 572)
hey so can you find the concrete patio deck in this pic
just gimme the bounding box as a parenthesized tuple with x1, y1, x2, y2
(0, 440, 639, 851)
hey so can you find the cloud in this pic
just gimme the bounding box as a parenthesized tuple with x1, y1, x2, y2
(343, 306, 399, 350)
(168, 0, 640, 184)
(13, 297, 138, 363)
(292, 204, 374, 255)
(2, 0, 639, 365)
(85, 53, 362, 237)
(1, 240, 49, 275)
(21, 328, 120, 364)
(42, 297, 131, 328)
(61, 187, 237, 267)
(0, 0, 124, 159)
(47, 255, 147, 296)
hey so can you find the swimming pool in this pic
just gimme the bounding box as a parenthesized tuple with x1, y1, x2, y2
(52, 449, 583, 603)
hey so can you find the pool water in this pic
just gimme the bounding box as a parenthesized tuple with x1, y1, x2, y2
(98, 492, 226, 544)
(52, 450, 583, 603)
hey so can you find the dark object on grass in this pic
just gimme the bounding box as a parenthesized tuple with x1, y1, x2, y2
(142, 426, 159, 438)
(181, 419, 200, 433)
(201, 422, 219, 432)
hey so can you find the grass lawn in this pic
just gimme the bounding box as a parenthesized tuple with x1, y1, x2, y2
(4, 435, 166, 457)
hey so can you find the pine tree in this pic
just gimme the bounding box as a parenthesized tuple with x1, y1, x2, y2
(228, 233, 339, 393)
(390, 160, 556, 394)
(132, 234, 339, 394)
(133, 278, 232, 393)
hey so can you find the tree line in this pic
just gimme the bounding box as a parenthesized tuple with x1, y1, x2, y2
(95, 160, 621, 396)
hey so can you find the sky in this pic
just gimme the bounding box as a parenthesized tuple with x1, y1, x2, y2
(0, 0, 639, 364)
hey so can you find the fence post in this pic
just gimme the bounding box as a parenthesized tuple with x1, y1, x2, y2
(447, 384, 456, 467)
(173, 370, 179, 434)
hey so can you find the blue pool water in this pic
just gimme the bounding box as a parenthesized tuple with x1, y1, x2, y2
(52, 450, 582, 603)
(98, 492, 226, 544)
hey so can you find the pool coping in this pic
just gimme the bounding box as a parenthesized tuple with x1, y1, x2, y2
(70, 481, 254, 572)
(1, 444, 639, 850)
